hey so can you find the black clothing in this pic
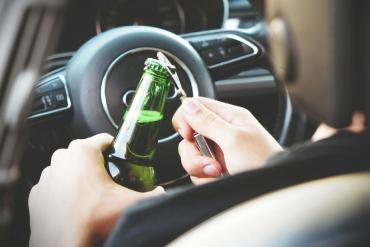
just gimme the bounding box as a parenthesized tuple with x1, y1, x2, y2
(104, 131, 370, 247)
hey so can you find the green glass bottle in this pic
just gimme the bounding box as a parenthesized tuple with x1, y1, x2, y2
(104, 58, 170, 192)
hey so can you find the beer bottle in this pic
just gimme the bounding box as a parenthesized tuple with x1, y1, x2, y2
(104, 58, 170, 192)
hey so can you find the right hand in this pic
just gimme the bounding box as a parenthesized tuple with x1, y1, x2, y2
(172, 97, 283, 184)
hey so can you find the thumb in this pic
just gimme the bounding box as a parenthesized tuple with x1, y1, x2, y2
(181, 98, 230, 144)
(83, 133, 114, 151)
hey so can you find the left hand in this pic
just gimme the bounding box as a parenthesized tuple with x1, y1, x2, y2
(28, 134, 164, 247)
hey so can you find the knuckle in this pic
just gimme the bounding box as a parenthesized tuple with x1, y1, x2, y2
(69, 139, 96, 153)
(239, 109, 258, 124)
(232, 107, 254, 125)
(99, 133, 111, 138)
(200, 111, 217, 126)
(97, 133, 113, 141)
(238, 107, 252, 117)
(68, 139, 84, 149)
(51, 149, 67, 162)
(223, 128, 243, 147)
(39, 166, 51, 180)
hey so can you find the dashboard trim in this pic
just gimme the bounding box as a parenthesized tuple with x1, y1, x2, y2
(174, 0, 186, 34)
(95, 0, 187, 34)
(95, 0, 228, 35)
(221, 0, 230, 28)
(215, 74, 276, 95)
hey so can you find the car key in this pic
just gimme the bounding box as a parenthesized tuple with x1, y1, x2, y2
(157, 52, 229, 177)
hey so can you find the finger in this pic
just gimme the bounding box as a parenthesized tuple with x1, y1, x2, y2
(311, 124, 338, 142)
(173, 97, 256, 141)
(150, 186, 166, 195)
(82, 133, 114, 151)
(348, 112, 365, 133)
(28, 184, 39, 202)
(180, 98, 231, 144)
(178, 140, 223, 178)
(50, 148, 68, 166)
(195, 97, 256, 125)
(191, 176, 217, 186)
(172, 107, 194, 141)
(38, 166, 51, 182)
(28, 185, 39, 211)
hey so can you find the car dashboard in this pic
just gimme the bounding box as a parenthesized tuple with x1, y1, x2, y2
(45, 0, 277, 132)
(57, 0, 229, 52)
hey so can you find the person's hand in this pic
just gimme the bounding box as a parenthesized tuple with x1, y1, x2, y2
(28, 134, 164, 247)
(172, 97, 283, 184)
(312, 112, 366, 142)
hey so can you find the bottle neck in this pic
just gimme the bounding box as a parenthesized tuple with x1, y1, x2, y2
(112, 71, 170, 159)
(143, 69, 169, 82)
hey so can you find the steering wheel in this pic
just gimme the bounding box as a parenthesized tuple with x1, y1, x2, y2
(29, 26, 291, 184)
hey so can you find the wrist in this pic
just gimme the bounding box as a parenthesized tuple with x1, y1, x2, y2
(84, 184, 165, 245)
(86, 184, 147, 243)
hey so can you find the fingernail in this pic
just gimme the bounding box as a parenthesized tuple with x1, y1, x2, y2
(202, 164, 220, 177)
(183, 99, 200, 115)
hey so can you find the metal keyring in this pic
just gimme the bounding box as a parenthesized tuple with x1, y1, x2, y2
(157, 52, 187, 99)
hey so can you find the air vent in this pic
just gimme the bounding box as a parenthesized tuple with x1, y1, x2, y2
(43, 52, 74, 73)
(226, 0, 261, 29)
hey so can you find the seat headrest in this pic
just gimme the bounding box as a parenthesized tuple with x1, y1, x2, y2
(265, 0, 370, 127)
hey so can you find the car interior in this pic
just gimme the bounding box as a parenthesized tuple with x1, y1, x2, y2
(25, 0, 312, 186)
(0, 0, 369, 246)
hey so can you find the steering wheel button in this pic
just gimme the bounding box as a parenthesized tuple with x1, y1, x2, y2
(50, 80, 64, 90)
(53, 89, 68, 107)
(191, 41, 207, 50)
(218, 47, 227, 57)
(56, 93, 65, 102)
(226, 45, 244, 56)
(36, 78, 64, 95)
(200, 41, 210, 48)
(191, 39, 219, 50)
(42, 95, 53, 108)
(242, 44, 254, 55)
(37, 84, 50, 94)
(201, 48, 222, 65)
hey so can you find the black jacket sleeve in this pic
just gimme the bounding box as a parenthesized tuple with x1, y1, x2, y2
(104, 131, 370, 247)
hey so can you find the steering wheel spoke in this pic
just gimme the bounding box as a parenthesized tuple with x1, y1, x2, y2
(28, 69, 72, 121)
(183, 29, 267, 80)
